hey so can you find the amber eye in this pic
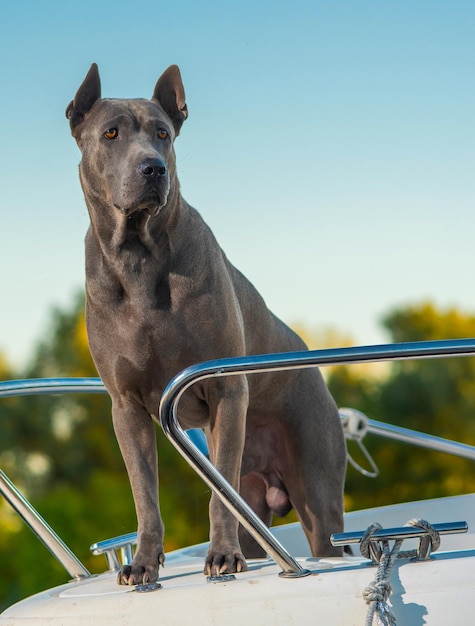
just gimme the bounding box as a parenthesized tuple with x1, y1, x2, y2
(103, 128, 118, 140)
(157, 129, 168, 139)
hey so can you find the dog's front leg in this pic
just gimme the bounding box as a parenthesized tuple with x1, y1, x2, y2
(112, 401, 164, 585)
(204, 375, 249, 576)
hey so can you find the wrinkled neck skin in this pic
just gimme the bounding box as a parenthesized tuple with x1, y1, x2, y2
(81, 171, 189, 314)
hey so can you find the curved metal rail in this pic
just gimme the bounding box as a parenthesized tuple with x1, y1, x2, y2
(1, 338, 475, 579)
(0, 378, 105, 580)
(159, 338, 475, 575)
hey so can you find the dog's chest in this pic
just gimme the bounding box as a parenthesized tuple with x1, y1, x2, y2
(87, 276, 206, 377)
(87, 293, 213, 425)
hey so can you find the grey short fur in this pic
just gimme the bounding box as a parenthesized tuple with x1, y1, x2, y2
(66, 64, 346, 585)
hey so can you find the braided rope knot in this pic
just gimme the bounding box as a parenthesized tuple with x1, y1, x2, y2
(361, 518, 441, 625)
(363, 579, 392, 604)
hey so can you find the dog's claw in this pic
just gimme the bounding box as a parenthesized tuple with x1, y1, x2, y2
(204, 551, 247, 577)
(117, 553, 165, 586)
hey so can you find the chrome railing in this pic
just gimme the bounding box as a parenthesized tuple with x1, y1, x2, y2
(0, 377, 105, 398)
(0, 378, 105, 580)
(158, 338, 475, 575)
(366, 418, 475, 460)
(0, 470, 91, 580)
(1, 338, 475, 579)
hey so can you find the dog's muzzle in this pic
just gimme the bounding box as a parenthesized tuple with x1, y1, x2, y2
(115, 158, 170, 217)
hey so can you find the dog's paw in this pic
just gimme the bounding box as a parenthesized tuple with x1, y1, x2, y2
(204, 550, 248, 577)
(117, 553, 165, 586)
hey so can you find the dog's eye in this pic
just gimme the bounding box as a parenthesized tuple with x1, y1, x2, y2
(103, 128, 119, 140)
(157, 129, 168, 140)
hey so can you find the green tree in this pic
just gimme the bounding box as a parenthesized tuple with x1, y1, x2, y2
(327, 301, 475, 511)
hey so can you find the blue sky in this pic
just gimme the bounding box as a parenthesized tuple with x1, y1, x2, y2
(0, 1, 474, 367)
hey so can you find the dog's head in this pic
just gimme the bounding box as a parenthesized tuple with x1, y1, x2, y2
(66, 64, 188, 218)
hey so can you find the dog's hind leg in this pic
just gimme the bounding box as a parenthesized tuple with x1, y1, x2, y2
(286, 430, 346, 557)
(289, 474, 344, 557)
(282, 372, 346, 557)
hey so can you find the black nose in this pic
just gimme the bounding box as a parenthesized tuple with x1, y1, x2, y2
(138, 158, 167, 177)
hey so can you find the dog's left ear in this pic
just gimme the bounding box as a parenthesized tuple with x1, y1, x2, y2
(152, 65, 188, 135)
(66, 63, 101, 135)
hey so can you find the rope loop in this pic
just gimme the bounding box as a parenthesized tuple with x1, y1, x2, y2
(407, 518, 441, 558)
(361, 518, 442, 625)
(360, 522, 383, 562)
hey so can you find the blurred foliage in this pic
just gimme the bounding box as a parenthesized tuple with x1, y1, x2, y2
(328, 301, 475, 510)
(0, 296, 474, 610)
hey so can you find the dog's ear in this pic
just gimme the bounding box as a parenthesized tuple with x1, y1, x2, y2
(152, 65, 188, 135)
(66, 63, 101, 134)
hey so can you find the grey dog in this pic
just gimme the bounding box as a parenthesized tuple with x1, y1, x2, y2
(66, 64, 346, 585)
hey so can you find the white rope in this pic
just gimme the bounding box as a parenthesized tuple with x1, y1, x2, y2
(360, 519, 441, 626)
(361, 522, 401, 626)
(399, 518, 441, 560)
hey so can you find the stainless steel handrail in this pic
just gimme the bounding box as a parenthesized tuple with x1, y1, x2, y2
(159, 338, 475, 576)
(367, 419, 475, 460)
(0, 469, 90, 579)
(1, 338, 475, 579)
(0, 377, 105, 398)
(0, 378, 105, 580)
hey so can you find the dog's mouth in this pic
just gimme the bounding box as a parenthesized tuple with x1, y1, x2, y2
(131, 202, 162, 218)
(113, 176, 171, 219)
(116, 198, 164, 219)
(112, 169, 171, 219)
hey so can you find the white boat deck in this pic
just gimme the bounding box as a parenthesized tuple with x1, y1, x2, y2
(2, 494, 474, 625)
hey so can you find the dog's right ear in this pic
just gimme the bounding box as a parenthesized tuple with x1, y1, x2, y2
(152, 65, 188, 136)
(66, 63, 101, 134)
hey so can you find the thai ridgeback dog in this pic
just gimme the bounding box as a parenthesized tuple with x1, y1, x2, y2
(66, 63, 346, 585)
